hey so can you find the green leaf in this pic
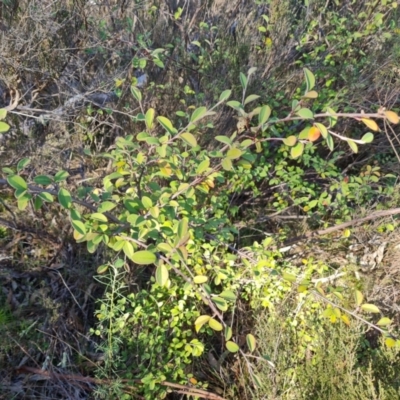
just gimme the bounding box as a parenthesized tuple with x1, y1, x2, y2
(258, 105, 271, 125)
(314, 122, 328, 139)
(361, 132, 374, 143)
(212, 296, 228, 311)
(377, 317, 392, 326)
(226, 100, 243, 112)
(0, 121, 10, 133)
(72, 220, 86, 235)
(326, 107, 338, 127)
(190, 106, 207, 123)
(219, 290, 236, 301)
(177, 218, 188, 241)
(297, 108, 314, 119)
(157, 242, 173, 253)
(34, 175, 53, 185)
(70, 209, 81, 221)
(282, 271, 297, 282)
(33, 196, 43, 211)
(123, 241, 135, 259)
(221, 157, 233, 171)
(58, 188, 72, 209)
(225, 326, 233, 341)
(226, 148, 242, 160)
(219, 89, 232, 102)
(131, 250, 157, 265)
(17, 158, 30, 172)
(196, 159, 210, 174)
(240, 72, 247, 89)
(0, 108, 7, 119)
(246, 334, 256, 352)
(17, 196, 30, 210)
(180, 132, 197, 147)
(193, 275, 208, 284)
(7, 175, 28, 191)
(91, 213, 108, 222)
(226, 341, 239, 353)
(141, 196, 153, 209)
(97, 201, 116, 213)
(283, 135, 297, 146)
(215, 135, 232, 145)
(291, 142, 304, 159)
(244, 94, 260, 105)
(38, 192, 53, 202)
(348, 140, 358, 153)
(208, 318, 223, 331)
(130, 85, 142, 102)
(303, 67, 315, 92)
(326, 133, 334, 151)
(157, 116, 177, 135)
(361, 304, 381, 313)
(145, 108, 155, 130)
(156, 264, 169, 286)
(54, 170, 69, 182)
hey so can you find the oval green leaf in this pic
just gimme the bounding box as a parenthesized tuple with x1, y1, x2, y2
(157, 116, 177, 135)
(226, 148, 242, 160)
(297, 108, 314, 119)
(283, 135, 297, 146)
(303, 67, 315, 92)
(258, 105, 271, 126)
(361, 132, 374, 144)
(58, 188, 72, 209)
(212, 296, 228, 311)
(348, 140, 358, 153)
(131, 250, 157, 265)
(221, 157, 233, 171)
(0, 121, 10, 133)
(72, 220, 86, 235)
(145, 108, 155, 130)
(7, 175, 28, 191)
(34, 175, 53, 185)
(190, 106, 207, 123)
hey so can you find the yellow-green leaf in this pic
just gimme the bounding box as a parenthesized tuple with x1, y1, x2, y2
(145, 108, 155, 130)
(193, 275, 208, 284)
(123, 241, 135, 260)
(157, 116, 177, 135)
(225, 326, 232, 341)
(226, 341, 239, 353)
(361, 132, 374, 143)
(181, 132, 197, 147)
(0, 121, 10, 133)
(377, 317, 392, 326)
(226, 148, 242, 160)
(7, 175, 28, 191)
(297, 108, 314, 119)
(196, 159, 210, 174)
(303, 67, 315, 92)
(208, 318, 223, 331)
(283, 135, 297, 146)
(282, 271, 297, 282)
(315, 122, 328, 138)
(212, 296, 228, 311)
(291, 142, 304, 159)
(361, 303, 381, 313)
(190, 106, 207, 123)
(71, 220, 86, 235)
(246, 334, 256, 352)
(258, 105, 271, 125)
(0, 108, 7, 120)
(348, 140, 358, 153)
(156, 264, 169, 286)
(195, 315, 210, 333)
(221, 157, 233, 171)
(131, 250, 157, 265)
(91, 213, 108, 222)
(355, 290, 364, 306)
